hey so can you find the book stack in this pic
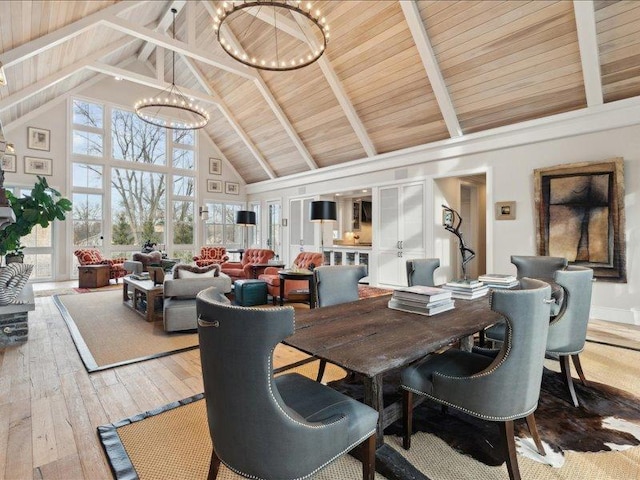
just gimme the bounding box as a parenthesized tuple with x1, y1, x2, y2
(441, 279, 489, 299)
(388, 285, 455, 316)
(478, 273, 518, 289)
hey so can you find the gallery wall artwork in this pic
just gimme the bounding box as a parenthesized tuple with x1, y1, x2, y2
(534, 158, 626, 282)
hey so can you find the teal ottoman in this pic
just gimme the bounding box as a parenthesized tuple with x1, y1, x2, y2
(234, 279, 268, 306)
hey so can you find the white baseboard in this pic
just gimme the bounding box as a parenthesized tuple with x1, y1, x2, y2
(591, 306, 639, 326)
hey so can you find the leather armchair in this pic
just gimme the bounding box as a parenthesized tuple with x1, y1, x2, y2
(485, 266, 594, 407)
(258, 251, 323, 303)
(193, 246, 229, 267)
(401, 278, 553, 480)
(220, 248, 274, 282)
(196, 289, 378, 480)
(406, 258, 440, 287)
(74, 248, 127, 283)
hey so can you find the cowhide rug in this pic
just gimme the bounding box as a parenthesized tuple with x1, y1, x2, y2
(329, 366, 640, 468)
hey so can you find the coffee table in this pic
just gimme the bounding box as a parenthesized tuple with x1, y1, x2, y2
(122, 276, 164, 322)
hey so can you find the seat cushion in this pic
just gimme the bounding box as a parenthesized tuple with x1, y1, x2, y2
(276, 373, 378, 449)
(401, 349, 494, 396)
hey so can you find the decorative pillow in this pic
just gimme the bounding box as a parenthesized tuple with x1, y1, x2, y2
(0, 263, 34, 305)
(173, 264, 220, 279)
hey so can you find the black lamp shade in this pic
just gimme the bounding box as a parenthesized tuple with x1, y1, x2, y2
(236, 210, 256, 225)
(310, 201, 337, 222)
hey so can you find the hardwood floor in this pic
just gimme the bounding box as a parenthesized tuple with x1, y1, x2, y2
(0, 294, 311, 480)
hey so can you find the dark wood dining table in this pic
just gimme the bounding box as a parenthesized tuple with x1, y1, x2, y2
(284, 293, 503, 480)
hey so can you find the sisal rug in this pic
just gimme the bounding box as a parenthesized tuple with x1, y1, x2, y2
(54, 290, 198, 372)
(98, 342, 640, 480)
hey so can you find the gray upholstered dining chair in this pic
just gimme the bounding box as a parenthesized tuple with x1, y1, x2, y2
(196, 287, 378, 480)
(485, 266, 594, 407)
(401, 278, 553, 480)
(406, 258, 440, 287)
(511, 255, 568, 279)
(313, 265, 368, 382)
(314, 264, 367, 307)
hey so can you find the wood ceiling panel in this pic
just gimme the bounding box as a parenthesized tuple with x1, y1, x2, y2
(421, 0, 585, 134)
(597, 1, 640, 102)
(323, 1, 446, 155)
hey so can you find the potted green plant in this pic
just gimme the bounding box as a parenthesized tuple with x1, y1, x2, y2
(0, 176, 72, 263)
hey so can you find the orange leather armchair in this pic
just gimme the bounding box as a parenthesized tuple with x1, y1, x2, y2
(193, 246, 229, 267)
(259, 252, 323, 303)
(220, 248, 275, 282)
(74, 248, 127, 282)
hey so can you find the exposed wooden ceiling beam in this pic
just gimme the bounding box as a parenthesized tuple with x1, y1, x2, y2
(138, 0, 187, 62)
(400, 0, 462, 138)
(0, 37, 135, 112)
(241, 2, 377, 157)
(573, 0, 604, 107)
(102, 15, 257, 80)
(179, 55, 277, 179)
(201, 0, 318, 171)
(0, 1, 142, 68)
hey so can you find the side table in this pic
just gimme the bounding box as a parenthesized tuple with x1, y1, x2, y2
(278, 269, 316, 308)
(251, 263, 285, 279)
(78, 264, 110, 288)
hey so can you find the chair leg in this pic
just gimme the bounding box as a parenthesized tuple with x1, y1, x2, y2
(208, 448, 221, 480)
(362, 433, 376, 480)
(478, 328, 486, 347)
(525, 413, 545, 456)
(559, 354, 580, 407)
(571, 353, 588, 385)
(316, 359, 327, 382)
(402, 389, 413, 450)
(499, 420, 521, 480)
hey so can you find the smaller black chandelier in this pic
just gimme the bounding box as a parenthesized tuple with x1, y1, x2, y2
(213, 1, 330, 72)
(135, 8, 210, 130)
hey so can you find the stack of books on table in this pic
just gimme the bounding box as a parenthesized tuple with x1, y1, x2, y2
(441, 279, 489, 299)
(478, 273, 519, 289)
(388, 285, 455, 316)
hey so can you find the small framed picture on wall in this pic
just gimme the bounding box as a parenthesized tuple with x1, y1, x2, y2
(24, 156, 53, 176)
(27, 127, 51, 151)
(209, 158, 222, 175)
(225, 181, 239, 195)
(2, 154, 17, 173)
(207, 179, 222, 193)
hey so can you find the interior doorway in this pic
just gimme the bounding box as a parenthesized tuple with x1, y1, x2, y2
(433, 174, 486, 282)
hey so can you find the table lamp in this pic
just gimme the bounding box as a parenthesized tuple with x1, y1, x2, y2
(236, 210, 256, 251)
(310, 200, 337, 254)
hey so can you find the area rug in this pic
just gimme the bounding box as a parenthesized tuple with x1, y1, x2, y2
(358, 284, 392, 299)
(54, 290, 198, 372)
(97, 342, 640, 480)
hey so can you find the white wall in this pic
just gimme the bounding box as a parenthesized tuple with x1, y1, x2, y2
(247, 121, 640, 325)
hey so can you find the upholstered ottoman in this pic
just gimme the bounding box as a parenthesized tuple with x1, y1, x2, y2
(234, 279, 268, 306)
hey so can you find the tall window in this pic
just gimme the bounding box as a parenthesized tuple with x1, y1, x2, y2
(71, 97, 199, 267)
(204, 202, 243, 248)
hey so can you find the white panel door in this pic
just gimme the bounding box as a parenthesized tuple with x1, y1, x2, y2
(375, 182, 425, 287)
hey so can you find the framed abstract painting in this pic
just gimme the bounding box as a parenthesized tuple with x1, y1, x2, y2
(534, 158, 626, 282)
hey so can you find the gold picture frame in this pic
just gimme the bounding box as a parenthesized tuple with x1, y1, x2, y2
(495, 201, 516, 220)
(534, 158, 626, 282)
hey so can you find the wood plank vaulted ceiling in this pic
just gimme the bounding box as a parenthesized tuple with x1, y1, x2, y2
(1, 1, 639, 185)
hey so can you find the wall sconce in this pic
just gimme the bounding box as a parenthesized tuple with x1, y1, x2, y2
(5, 143, 14, 154)
(0, 62, 7, 87)
(199, 205, 209, 221)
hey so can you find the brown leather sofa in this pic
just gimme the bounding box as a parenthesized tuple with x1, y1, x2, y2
(259, 251, 323, 303)
(220, 248, 275, 282)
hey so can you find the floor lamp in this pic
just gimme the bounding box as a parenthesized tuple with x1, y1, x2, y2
(310, 200, 337, 255)
(236, 210, 256, 257)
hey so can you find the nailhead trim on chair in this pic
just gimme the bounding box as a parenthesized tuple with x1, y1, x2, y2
(198, 300, 374, 480)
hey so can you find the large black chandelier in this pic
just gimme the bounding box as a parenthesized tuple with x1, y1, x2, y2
(213, 1, 330, 72)
(135, 8, 210, 130)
